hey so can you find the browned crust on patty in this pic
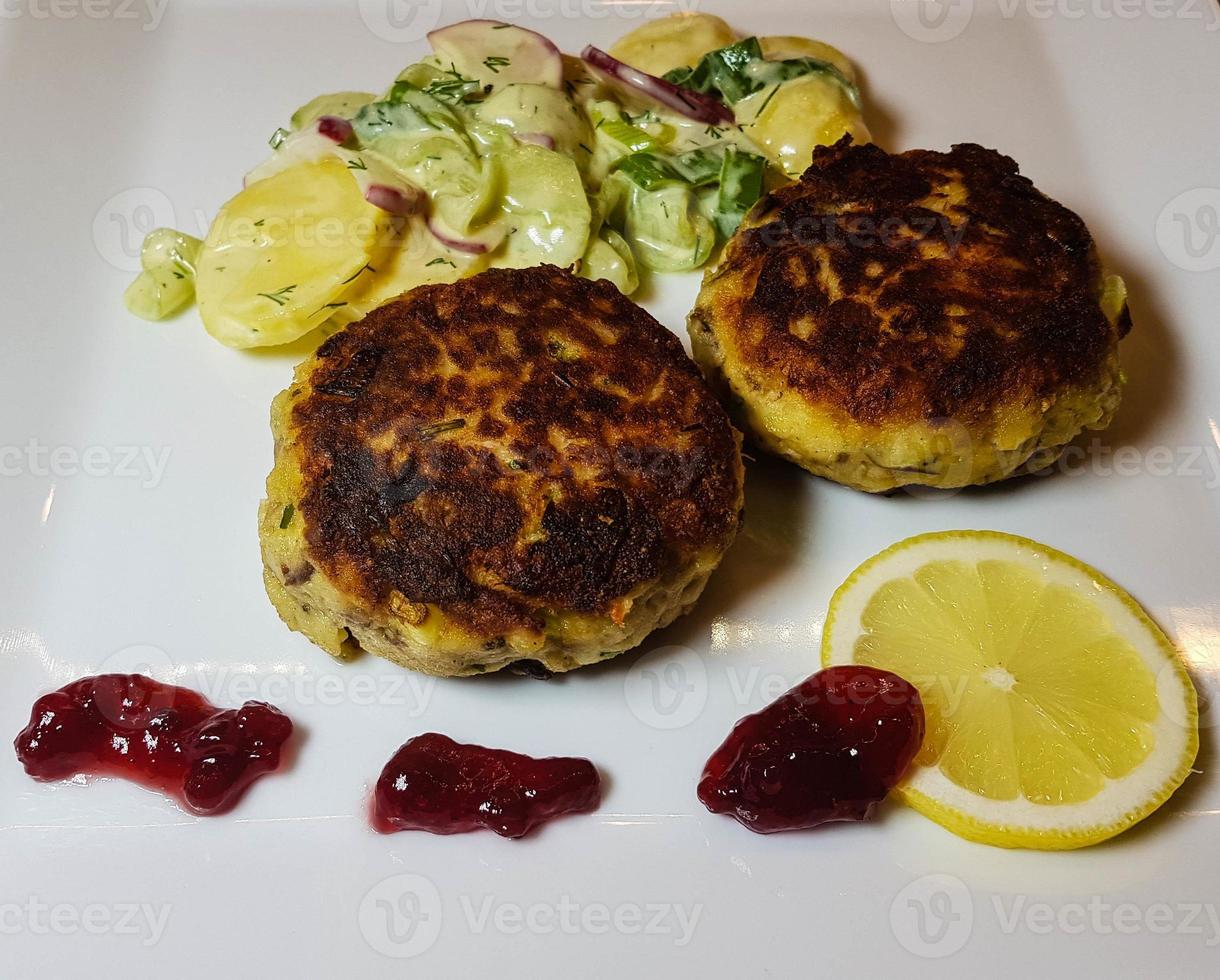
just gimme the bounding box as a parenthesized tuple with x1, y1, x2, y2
(696, 138, 1128, 426)
(285, 265, 742, 639)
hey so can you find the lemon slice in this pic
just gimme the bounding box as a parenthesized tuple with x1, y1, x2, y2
(195, 157, 393, 348)
(822, 530, 1198, 849)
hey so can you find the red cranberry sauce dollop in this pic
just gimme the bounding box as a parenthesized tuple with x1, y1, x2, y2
(372, 733, 601, 839)
(698, 666, 925, 833)
(14, 674, 293, 815)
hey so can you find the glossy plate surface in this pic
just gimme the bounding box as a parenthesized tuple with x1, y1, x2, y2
(1, 1, 1218, 975)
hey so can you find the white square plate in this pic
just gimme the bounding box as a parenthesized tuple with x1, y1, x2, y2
(2, 0, 1218, 975)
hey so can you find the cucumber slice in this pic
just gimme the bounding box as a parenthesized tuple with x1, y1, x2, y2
(578, 227, 638, 294)
(620, 177, 714, 273)
(476, 83, 593, 161)
(494, 142, 591, 269)
(353, 85, 466, 145)
(368, 136, 503, 249)
(124, 228, 203, 321)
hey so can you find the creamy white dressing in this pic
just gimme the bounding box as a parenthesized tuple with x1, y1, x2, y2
(124, 18, 868, 348)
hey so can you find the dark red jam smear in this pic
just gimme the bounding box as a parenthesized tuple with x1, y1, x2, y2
(698, 666, 924, 833)
(372, 733, 601, 839)
(14, 674, 293, 815)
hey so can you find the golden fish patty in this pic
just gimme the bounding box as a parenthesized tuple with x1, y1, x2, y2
(689, 138, 1131, 492)
(261, 265, 743, 676)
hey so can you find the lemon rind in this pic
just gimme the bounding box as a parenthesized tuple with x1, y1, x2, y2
(821, 529, 1199, 850)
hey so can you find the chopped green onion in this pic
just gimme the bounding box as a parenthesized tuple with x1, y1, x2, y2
(715, 147, 767, 238)
(268, 127, 290, 150)
(672, 146, 726, 186)
(665, 37, 762, 103)
(613, 153, 685, 192)
(665, 36, 859, 108)
(417, 418, 466, 440)
(599, 119, 660, 153)
(279, 504, 295, 529)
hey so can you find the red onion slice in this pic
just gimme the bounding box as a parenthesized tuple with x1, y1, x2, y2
(316, 115, 354, 144)
(513, 132, 557, 150)
(426, 217, 506, 255)
(580, 45, 734, 126)
(365, 184, 425, 216)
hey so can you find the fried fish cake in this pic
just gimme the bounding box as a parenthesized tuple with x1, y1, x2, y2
(689, 139, 1131, 493)
(260, 266, 743, 677)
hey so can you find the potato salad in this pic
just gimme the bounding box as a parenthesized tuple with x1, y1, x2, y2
(124, 13, 868, 349)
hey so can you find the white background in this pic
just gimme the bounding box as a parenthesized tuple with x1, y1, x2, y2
(1, 0, 1218, 975)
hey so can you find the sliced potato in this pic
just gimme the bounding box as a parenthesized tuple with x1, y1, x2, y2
(608, 12, 737, 77)
(195, 157, 393, 348)
(738, 75, 871, 178)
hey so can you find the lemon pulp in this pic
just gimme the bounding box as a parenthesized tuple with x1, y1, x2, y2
(823, 531, 1198, 849)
